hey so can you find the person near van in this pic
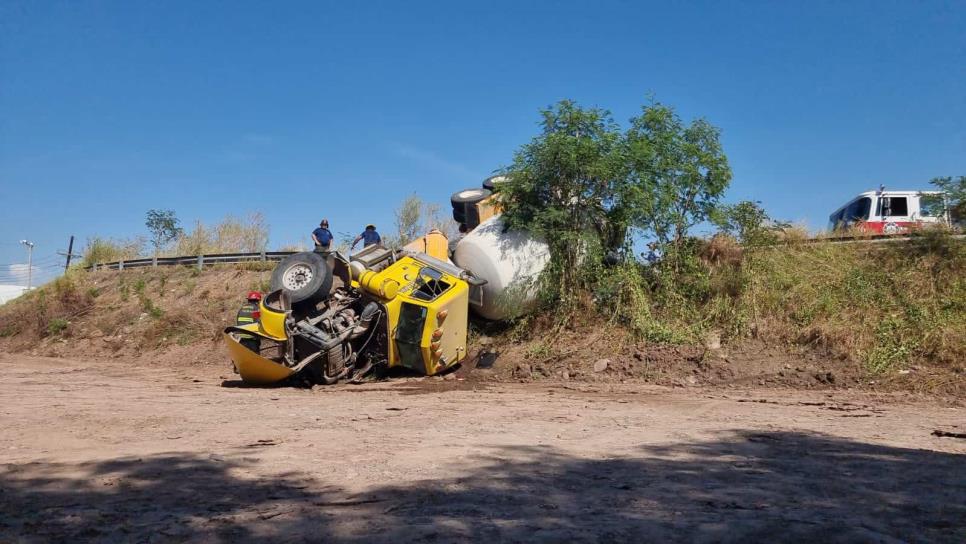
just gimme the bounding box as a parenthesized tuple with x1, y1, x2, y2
(312, 220, 333, 252)
(351, 224, 381, 249)
(645, 242, 661, 265)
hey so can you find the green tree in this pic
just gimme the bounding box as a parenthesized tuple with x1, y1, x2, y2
(499, 100, 628, 305)
(927, 175, 966, 226)
(499, 98, 732, 307)
(145, 209, 183, 255)
(625, 102, 731, 250)
(712, 200, 790, 245)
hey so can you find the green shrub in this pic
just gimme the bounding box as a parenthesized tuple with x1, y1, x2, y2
(118, 276, 130, 301)
(46, 318, 69, 336)
(589, 231, 964, 371)
(524, 340, 553, 360)
(738, 234, 964, 368)
(139, 293, 163, 319)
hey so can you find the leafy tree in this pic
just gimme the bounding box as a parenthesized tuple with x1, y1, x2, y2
(145, 209, 183, 255)
(712, 200, 790, 245)
(927, 175, 966, 226)
(625, 103, 731, 251)
(499, 100, 628, 304)
(499, 98, 732, 307)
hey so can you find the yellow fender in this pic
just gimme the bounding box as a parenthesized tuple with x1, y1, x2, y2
(224, 324, 294, 384)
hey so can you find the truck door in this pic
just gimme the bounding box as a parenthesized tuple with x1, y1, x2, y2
(875, 195, 912, 234)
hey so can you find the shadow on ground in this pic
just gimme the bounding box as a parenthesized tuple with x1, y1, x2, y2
(1, 431, 963, 543)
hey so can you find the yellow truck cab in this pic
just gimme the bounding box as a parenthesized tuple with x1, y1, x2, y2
(224, 236, 483, 385)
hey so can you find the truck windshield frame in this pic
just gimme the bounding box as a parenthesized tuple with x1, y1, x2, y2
(394, 302, 427, 369)
(846, 197, 872, 222)
(410, 267, 452, 302)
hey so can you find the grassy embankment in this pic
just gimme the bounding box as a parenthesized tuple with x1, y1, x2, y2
(0, 264, 273, 360)
(2, 234, 962, 382)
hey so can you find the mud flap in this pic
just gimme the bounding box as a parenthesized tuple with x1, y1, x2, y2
(224, 326, 294, 385)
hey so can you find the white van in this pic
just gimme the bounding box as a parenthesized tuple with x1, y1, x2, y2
(828, 189, 950, 234)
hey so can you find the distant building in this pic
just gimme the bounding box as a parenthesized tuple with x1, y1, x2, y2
(0, 285, 28, 305)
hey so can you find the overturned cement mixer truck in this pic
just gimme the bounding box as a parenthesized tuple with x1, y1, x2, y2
(224, 176, 550, 385)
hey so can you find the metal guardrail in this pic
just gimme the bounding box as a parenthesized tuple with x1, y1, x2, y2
(85, 233, 965, 271)
(86, 251, 299, 271)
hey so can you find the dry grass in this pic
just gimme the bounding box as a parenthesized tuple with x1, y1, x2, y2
(81, 236, 145, 266)
(79, 213, 273, 266)
(0, 265, 272, 360)
(0, 273, 97, 339)
(775, 224, 811, 242)
(172, 212, 270, 255)
(701, 234, 743, 267)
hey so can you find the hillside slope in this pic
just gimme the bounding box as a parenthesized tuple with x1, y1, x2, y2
(0, 265, 272, 369)
(0, 246, 962, 397)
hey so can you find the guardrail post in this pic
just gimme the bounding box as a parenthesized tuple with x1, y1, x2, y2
(260, 250, 266, 262)
(152, 255, 158, 268)
(197, 254, 204, 270)
(118, 260, 124, 271)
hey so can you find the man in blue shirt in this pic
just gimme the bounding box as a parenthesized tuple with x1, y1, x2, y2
(312, 219, 334, 252)
(351, 224, 381, 250)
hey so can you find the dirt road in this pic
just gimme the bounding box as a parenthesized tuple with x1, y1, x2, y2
(1, 354, 963, 543)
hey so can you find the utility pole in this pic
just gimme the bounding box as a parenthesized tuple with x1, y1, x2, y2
(58, 235, 80, 272)
(20, 240, 34, 290)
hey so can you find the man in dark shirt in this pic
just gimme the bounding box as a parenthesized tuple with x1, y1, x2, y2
(312, 219, 334, 252)
(351, 224, 381, 250)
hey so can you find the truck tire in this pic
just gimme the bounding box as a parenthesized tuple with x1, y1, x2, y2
(452, 206, 467, 224)
(482, 175, 509, 192)
(270, 252, 333, 305)
(451, 187, 492, 229)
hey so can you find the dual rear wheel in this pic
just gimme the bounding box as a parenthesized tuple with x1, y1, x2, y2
(270, 252, 333, 306)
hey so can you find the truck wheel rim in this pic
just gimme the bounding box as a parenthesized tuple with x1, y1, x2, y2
(282, 264, 313, 290)
(458, 189, 484, 199)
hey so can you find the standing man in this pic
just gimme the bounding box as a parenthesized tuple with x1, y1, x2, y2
(351, 224, 381, 250)
(313, 219, 334, 253)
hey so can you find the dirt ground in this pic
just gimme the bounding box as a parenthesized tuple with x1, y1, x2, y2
(1, 353, 964, 543)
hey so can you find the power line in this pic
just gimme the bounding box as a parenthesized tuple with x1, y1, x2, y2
(0, 254, 62, 266)
(0, 265, 63, 276)
(0, 255, 60, 266)
(0, 269, 60, 279)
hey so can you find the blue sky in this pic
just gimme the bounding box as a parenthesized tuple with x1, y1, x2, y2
(1, 1, 964, 284)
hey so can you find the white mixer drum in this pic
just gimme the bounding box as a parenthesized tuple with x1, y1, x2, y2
(453, 216, 550, 320)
